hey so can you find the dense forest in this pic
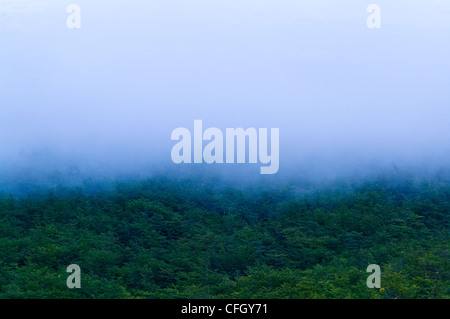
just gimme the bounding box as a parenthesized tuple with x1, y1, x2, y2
(0, 175, 448, 299)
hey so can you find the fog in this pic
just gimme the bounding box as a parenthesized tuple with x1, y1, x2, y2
(1, 0, 450, 192)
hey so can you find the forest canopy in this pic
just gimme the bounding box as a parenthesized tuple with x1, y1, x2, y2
(0, 175, 448, 299)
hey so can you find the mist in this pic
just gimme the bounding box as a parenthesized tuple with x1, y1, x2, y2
(1, 0, 450, 193)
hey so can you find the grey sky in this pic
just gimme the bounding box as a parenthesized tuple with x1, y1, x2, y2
(1, 0, 449, 180)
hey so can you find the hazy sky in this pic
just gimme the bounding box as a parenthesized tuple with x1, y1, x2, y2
(1, 0, 449, 180)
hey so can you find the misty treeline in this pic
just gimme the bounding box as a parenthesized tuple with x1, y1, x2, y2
(0, 175, 448, 298)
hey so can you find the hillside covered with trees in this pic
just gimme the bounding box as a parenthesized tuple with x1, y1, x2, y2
(0, 176, 448, 299)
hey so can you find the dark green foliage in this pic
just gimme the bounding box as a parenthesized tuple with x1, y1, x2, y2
(0, 177, 448, 299)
